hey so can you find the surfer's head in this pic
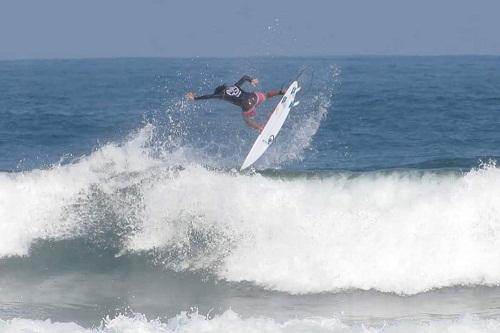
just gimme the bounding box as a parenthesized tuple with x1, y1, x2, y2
(214, 84, 226, 95)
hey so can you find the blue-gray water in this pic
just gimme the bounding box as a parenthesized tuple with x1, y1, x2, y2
(1, 56, 500, 332)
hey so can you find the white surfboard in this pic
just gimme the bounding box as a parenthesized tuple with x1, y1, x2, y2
(240, 81, 301, 170)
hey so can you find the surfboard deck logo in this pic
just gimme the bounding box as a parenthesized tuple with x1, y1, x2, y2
(265, 135, 275, 145)
(240, 79, 301, 171)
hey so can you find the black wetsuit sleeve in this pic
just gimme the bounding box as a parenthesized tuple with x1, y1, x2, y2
(194, 94, 222, 101)
(234, 75, 253, 87)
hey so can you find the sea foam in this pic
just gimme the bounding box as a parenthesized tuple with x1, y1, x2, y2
(2, 310, 500, 333)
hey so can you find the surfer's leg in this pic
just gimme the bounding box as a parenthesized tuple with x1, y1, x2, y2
(242, 93, 267, 132)
(242, 108, 263, 132)
(243, 116, 264, 132)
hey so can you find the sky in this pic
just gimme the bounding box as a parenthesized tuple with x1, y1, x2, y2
(1, 0, 500, 60)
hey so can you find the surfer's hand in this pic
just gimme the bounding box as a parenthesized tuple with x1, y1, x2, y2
(185, 92, 195, 101)
(251, 79, 259, 87)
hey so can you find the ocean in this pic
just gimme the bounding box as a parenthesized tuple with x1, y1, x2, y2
(1, 56, 500, 332)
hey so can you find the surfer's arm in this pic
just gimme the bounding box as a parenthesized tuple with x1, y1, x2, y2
(266, 89, 285, 98)
(185, 92, 221, 101)
(235, 75, 259, 88)
(193, 94, 221, 101)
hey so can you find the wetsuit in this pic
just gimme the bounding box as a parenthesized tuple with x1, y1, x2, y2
(194, 75, 264, 117)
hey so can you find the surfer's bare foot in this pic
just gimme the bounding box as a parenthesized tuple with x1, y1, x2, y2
(185, 92, 195, 100)
(251, 78, 259, 87)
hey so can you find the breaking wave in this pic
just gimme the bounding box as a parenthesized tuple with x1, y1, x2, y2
(2, 121, 500, 295)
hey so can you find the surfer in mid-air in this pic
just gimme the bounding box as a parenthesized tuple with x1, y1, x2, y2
(185, 75, 284, 132)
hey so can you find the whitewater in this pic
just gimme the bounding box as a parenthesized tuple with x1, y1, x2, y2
(3, 310, 500, 333)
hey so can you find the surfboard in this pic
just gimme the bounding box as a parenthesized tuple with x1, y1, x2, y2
(240, 80, 301, 170)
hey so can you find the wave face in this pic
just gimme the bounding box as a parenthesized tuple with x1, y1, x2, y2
(2, 122, 500, 295)
(2, 310, 500, 333)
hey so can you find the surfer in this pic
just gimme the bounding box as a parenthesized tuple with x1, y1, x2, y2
(185, 75, 284, 132)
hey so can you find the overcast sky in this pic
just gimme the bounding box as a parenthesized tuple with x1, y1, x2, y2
(1, 0, 499, 60)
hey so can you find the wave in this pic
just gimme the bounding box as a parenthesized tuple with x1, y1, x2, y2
(0, 124, 165, 257)
(2, 122, 500, 295)
(128, 161, 500, 295)
(2, 310, 500, 333)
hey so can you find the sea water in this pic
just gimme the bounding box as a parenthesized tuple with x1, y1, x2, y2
(1, 56, 500, 332)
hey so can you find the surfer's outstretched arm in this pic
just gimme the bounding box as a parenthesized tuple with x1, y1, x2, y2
(185, 92, 222, 101)
(193, 94, 221, 100)
(235, 75, 259, 88)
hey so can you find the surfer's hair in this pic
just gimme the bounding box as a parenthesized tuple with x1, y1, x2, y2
(214, 84, 226, 95)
